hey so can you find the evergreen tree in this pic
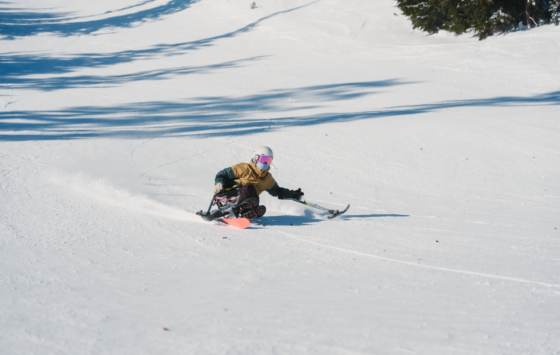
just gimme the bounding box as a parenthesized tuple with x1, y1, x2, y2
(549, 0, 560, 25)
(396, 0, 560, 40)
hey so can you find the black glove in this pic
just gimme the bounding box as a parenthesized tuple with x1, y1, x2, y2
(278, 187, 304, 200)
(293, 188, 304, 201)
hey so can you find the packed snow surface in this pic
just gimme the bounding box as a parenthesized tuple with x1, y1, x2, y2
(1, 0, 560, 354)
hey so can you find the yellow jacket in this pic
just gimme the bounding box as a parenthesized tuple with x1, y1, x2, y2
(230, 161, 276, 195)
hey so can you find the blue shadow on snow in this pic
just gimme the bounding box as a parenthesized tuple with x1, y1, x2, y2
(0, 2, 318, 90)
(0, 0, 195, 39)
(254, 213, 409, 227)
(0, 80, 409, 140)
(256, 215, 323, 227)
(0, 56, 266, 90)
(1, 86, 559, 142)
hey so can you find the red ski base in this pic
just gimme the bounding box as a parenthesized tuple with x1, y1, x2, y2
(222, 218, 250, 229)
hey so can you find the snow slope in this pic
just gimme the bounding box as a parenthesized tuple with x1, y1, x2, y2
(1, 0, 560, 354)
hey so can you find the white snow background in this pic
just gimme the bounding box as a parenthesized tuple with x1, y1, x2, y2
(1, 0, 559, 354)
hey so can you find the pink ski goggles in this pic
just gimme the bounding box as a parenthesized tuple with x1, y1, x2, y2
(256, 154, 273, 165)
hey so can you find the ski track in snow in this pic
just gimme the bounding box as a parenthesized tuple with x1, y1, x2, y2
(129, 135, 162, 170)
(277, 231, 560, 289)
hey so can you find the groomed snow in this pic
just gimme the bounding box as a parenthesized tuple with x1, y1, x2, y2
(1, 0, 559, 354)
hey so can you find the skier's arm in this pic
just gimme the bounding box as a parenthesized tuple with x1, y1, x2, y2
(266, 183, 304, 200)
(215, 167, 237, 188)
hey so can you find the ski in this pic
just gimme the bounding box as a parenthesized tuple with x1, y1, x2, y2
(328, 204, 350, 219)
(290, 199, 350, 219)
(196, 210, 251, 229)
(222, 218, 250, 229)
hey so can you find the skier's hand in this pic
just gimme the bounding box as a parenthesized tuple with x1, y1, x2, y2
(277, 187, 304, 200)
(214, 182, 224, 194)
(293, 188, 304, 201)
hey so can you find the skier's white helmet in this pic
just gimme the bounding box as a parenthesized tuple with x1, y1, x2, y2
(253, 146, 274, 158)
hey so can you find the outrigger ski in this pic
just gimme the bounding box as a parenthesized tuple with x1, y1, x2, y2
(290, 199, 350, 219)
(328, 204, 350, 219)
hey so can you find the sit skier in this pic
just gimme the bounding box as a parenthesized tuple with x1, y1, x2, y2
(202, 146, 304, 221)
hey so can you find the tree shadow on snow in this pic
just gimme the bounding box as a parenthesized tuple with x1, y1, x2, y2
(0, 2, 318, 89)
(1, 86, 559, 142)
(0, 56, 266, 91)
(1, 0, 558, 142)
(0, 79, 411, 141)
(0, 0, 194, 39)
(0, 1, 316, 40)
